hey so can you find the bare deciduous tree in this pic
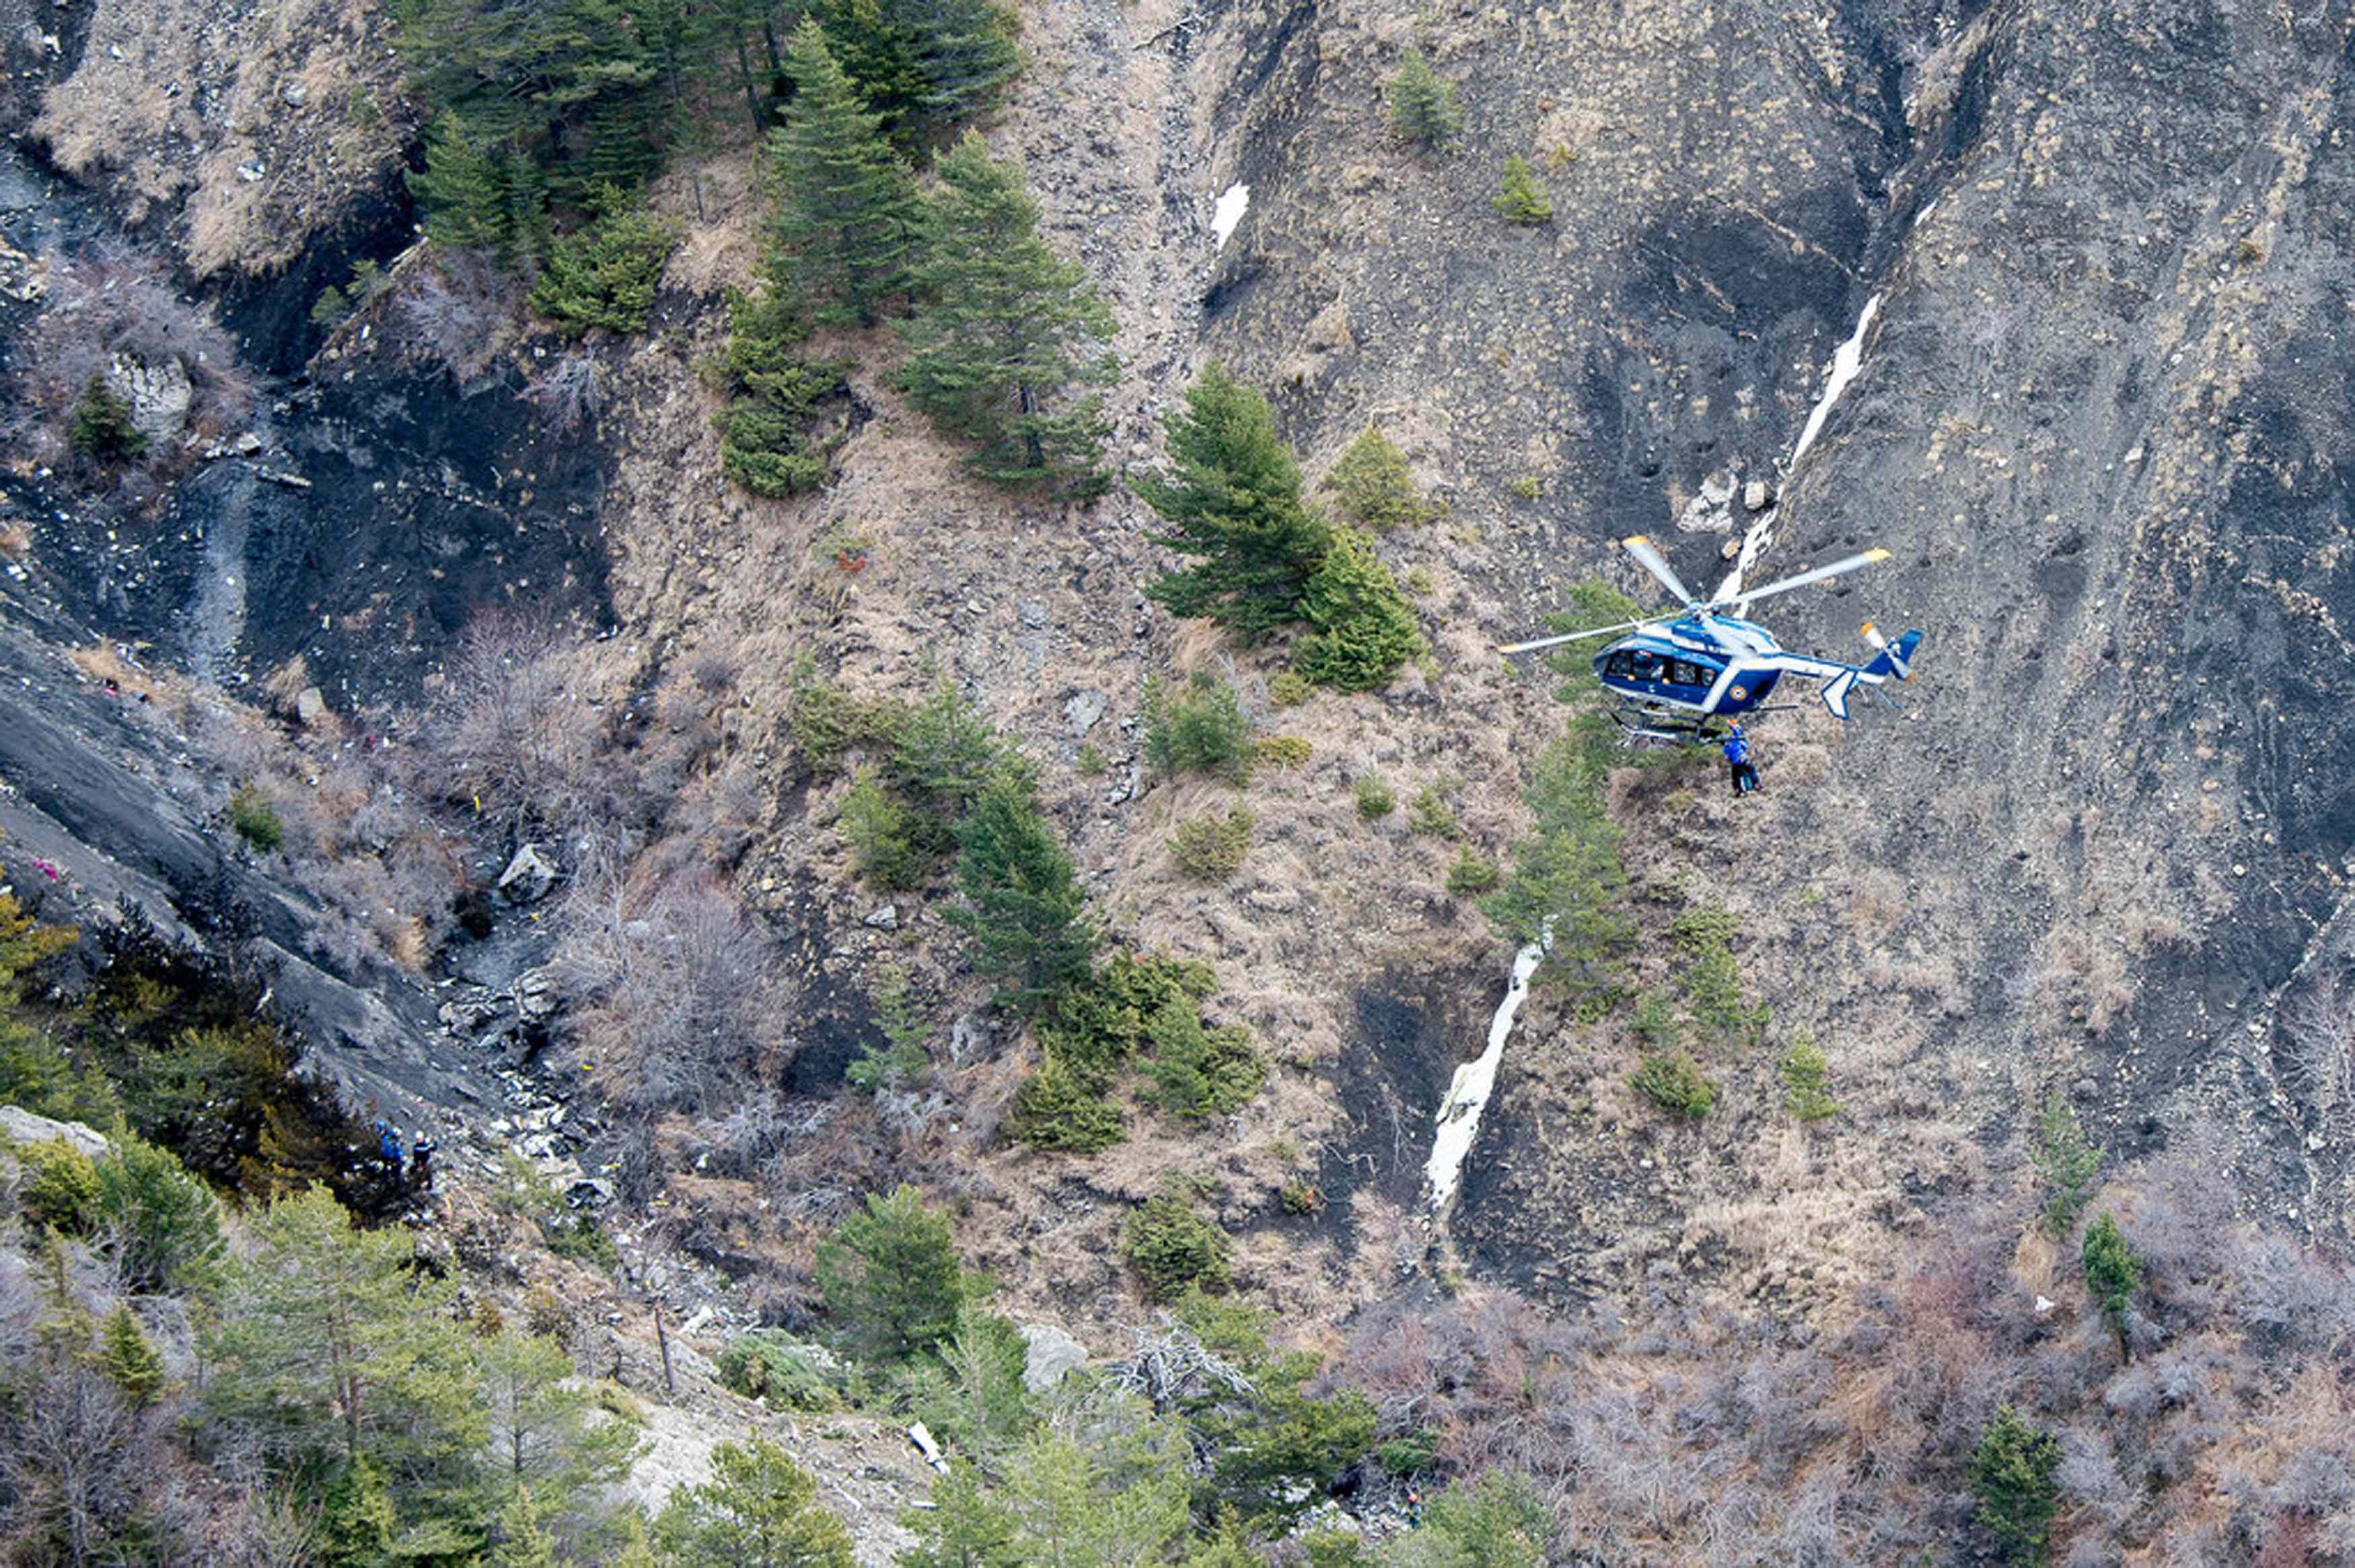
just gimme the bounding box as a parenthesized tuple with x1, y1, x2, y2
(552, 843, 790, 1116)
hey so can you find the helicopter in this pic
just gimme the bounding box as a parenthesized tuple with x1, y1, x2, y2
(1499, 535, 1924, 743)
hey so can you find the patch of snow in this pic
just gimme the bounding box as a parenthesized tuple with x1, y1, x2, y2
(1211, 182, 1249, 252)
(1716, 292, 1881, 603)
(1786, 292, 1881, 472)
(1425, 932, 1549, 1214)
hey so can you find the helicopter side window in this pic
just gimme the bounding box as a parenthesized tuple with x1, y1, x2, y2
(1603, 651, 1635, 679)
(1671, 660, 1711, 688)
(1628, 651, 1664, 682)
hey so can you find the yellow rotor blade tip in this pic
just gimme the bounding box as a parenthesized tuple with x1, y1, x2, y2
(1864, 548, 1891, 562)
(1622, 534, 1651, 548)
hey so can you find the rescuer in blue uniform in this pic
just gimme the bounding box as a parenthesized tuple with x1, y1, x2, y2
(1723, 722, 1760, 796)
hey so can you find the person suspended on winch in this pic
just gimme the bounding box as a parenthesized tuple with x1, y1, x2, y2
(1723, 722, 1760, 796)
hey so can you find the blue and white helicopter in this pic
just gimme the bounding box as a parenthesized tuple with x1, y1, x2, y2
(1500, 535, 1924, 743)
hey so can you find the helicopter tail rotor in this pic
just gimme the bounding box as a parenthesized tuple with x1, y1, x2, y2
(1860, 624, 1923, 682)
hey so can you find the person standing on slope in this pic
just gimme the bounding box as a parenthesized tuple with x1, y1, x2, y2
(1723, 722, 1760, 796)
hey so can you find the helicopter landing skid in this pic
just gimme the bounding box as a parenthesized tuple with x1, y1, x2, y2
(1608, 702, 1801, 746)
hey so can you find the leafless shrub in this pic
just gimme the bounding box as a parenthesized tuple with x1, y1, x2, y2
(2056, 1425, 2133, 1531)
(0, 1363, 180, 1561)
(427, 607, 630, 837)
(2233, 1235, 2355, 1351)
(690, 648, 739, 694)
(2279, 970, 2354, 1114)
(552, 843, 789, 1116)
(396, 248, 520, 383)
(701, 1089, 791, 1176)
(518, 351, 606, 434)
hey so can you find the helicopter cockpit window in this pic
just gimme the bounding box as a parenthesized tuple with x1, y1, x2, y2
(1603, 651, 1635, 679)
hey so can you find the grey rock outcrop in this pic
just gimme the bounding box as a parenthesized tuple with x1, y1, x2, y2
(496, 844, 556, 905)
(103, 352, 191, 445)
(1019, 1322, 1087, 1394)
(0, 1105, 108, 1158)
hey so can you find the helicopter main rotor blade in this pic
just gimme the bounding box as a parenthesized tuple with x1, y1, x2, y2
(1496, 616, 1661, 655)
(1621, 535, 1699, 609)
(1702, 549, 1889, 614)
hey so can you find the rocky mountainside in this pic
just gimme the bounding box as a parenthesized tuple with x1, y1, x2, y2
(5, 0, 2355, 1559)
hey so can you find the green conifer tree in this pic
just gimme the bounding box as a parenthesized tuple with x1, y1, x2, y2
(1323, 426, 1437, 530)
(409, 113, 510, 251)
(1137, 365, 1335, 642)
(898, 1461, 1020, 1568)
(897, 130, 1118, 492)
(2082, 1211, 2144, 1359)
(768, 20, 922, 325)
(657, 1438, 856, 1567)
(318, 1456, 398, 1568)
(1492, 153, 1552, 224)
(1967, 1403, 2062, 1565)
(489, 1486, 562, 1568)
(95, 1302, 168, 1409)
(809, 0, 1019, 140)
(478, 1328, 643, 1502)
(815, 1184, 966, 1365)
(204, 1187, 485, 1485)
(530, 198, 681, 338)
(94, 1132, 224, 1294)
(950, 772, 1099, 1007)
(67, 375, 147, 465)
(1386, 46, 1463, 152)
(1291, 528, 1426, 692)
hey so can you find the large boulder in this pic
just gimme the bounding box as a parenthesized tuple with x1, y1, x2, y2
(0, 1105, 108, 1159)
(1019, 1322, 1087, 1395)
(102, 352, 192, 445)
(496, 844, 556, 905)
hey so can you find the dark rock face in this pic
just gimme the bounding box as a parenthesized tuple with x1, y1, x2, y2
(1204, 0, 2355, 1269)
(0, 614, 464, 1118)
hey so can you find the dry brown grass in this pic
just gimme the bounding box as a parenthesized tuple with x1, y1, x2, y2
(36, 0, 407, 276)
(0, 522, 28, 559)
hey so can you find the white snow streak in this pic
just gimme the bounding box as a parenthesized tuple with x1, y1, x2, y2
(1425, 934, 1549, 1215)
(1211, 183, 1249, 251)
(1787, 292, 1882, 472)
(1716, 291, 1883, 605)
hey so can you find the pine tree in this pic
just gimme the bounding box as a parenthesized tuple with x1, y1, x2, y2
(657, 1438, 857, 1567)
(1291, 528, 1425, 692)
(1968, 1404, 2062, 1565)
(1137, 365, 1335, 642)
(809, 0, 1019, 141)
(1386, 46, 1463, 152)
(898, 1461, 1020, 1568)
(478, 1328, 643, 1500)
(489, 1486, 563, 1568)
(409, 112, 510, 251)
(897, 130, 1118, 492)
(2082, 1212, 2143, 1359)
(1323, 425, 1437, 530)
(1492, 153, 1552, 224)
(950, 772, 1099, 1006)
(94, 1133, 223, 1294)
(714, 280, 850, 496)
(318, 1455, 398, 1568)
(95, 1302, 168, 1409)
(204, 1187, 484, 1481)
(530, 197, 681, 338)
(815, 1184, 966, 1365)
(67, 374, 147, 464)
(768, 20, 922, 325)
